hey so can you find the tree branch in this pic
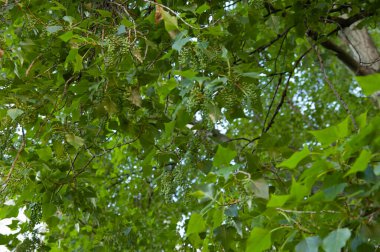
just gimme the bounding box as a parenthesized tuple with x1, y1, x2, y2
(234, 26, 294, 64)
(264, 48, 312, 133)
(313, 45, 358, 130)
(320, 39, 375, 75)
(1, 129, 26, 191)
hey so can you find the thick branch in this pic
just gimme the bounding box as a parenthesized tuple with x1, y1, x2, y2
(320, 39, 375, 76)
(335, 10, 374, 29)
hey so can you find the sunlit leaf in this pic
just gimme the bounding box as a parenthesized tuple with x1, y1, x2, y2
(186, 213, 206, 235)
(246, 227, 271, 252)
(267, 195, 289, 208)
(356, 73, 380, 96)
(345, 149, 372, 176)
(278, 147, 309, 169)
(309, 117, 350, 146)
(59, 31, 74, 42)
(36, 147, 53, 161)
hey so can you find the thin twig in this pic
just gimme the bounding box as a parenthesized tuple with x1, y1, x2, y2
(1, 129, 26, 190)
(262, 74, 283, 133)
(25, 55, 41, 76)
(109, 2, 137, 43)
(226, 137, 251, 143)
(240, 136, 261, 153)
(264, 48, 312, 133)
(276, 208, 339, 214)
(250, 26, 294, 56)
(313, 45, 358, 130)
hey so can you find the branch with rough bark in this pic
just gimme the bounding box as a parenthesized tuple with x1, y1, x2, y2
(320, 39, 375, 76)
(312, 10, 379, 76)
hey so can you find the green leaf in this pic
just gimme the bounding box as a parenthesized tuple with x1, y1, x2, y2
(0, 205, 19, 219)
(267, 195, 289, 208)
(278, 147, 309, 169)
(266, 16, 280, 33)
(42, 203, 57, 220)
(117, 25, 126, 35)
(212, 208, 224, 229)
(196, 3, 210, 14)
(162, 9, 178, 32)
(309, 126, 337, 146)
(336, 117, 350, 139)
(51, 0, 67, 11)
(0, 234, 13, 245)
(121, 18, 134, 28)
(215, 165, 237, 180)
(36, 147, 53, 161)
(323, 183, 347, 201)
(374, 163, 380, 176)
(157, 78, 177, 101)
(7, 108, 24, 120)
(345, 149, 372, 176)
(202, 237, 210, 252)
(250, 179, 269, 199)
(63, 16, 75, 25)
(172, 30, 191, 51)
(163, 120, 176, 139)
(7, 219, 19, 230)
(240, 72, 261, 79)
(246, 227, 271, 252)
(64, 48, 83, 72)
(186, 213, 206, 235)
(65, 134, 85, 149)
(309, 117, 350, 146)
(190, 190, 206, 199)
(188, 233, 203, 248)
(295, 236, 321, 252)
(173, 69, 198, 79)
(96, 9, 112, 18)
(322, 228, 351, 252)
(290, 178, 309, 201)
(356, 73, 380, 96)
(356, 111, 367, 129)
(59, 31, 74, 42)
(213, 145, 237, 167)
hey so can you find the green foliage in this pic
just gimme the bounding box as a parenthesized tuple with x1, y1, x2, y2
(0, 0, 379, 251)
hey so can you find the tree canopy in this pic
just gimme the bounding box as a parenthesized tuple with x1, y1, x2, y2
(0, 0, 380, 251)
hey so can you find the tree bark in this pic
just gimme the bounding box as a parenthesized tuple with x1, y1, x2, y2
(339, 21, 380, 74)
